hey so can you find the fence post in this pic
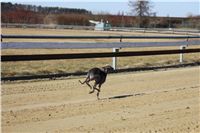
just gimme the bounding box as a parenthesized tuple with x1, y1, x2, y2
(112, 48, 120, 70)
(179, 46, 186, 63)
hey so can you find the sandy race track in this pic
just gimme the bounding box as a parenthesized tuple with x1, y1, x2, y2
(2, 67, 200, 133)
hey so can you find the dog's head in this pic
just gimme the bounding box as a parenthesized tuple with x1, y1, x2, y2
(102, 65, 114, 73)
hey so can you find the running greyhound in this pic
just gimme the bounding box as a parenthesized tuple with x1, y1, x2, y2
(79, 65, 114, 100)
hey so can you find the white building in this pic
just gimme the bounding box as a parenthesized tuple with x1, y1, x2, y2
(89, 19, 111, 31)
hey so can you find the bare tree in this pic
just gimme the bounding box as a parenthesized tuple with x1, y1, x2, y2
(128, 0, 153, 27)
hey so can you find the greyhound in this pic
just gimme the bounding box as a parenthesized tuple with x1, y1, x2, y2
(79, 65, 114, 100)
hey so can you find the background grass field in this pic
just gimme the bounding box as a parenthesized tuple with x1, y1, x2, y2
(1, 28, 200, 77)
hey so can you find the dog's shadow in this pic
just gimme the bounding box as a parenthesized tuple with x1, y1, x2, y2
(101, 93, 146, 100)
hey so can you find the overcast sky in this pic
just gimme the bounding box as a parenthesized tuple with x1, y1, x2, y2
(1, 0, 199, 17)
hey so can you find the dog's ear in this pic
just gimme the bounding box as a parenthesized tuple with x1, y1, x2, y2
(107, 66, 114, 72)
(102, 66, 108, 73)
(102, 65, 114, 73)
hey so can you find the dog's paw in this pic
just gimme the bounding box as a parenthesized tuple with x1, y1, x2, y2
(89, 91, 94, 94)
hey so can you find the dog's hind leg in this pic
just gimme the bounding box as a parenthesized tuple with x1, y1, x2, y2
(79, 77, 93, 92)
(79, 75, 90, 84)
(89, 81, 98, 94)
(93, 82, 100, 92)
(86, 81, 93, 91)
(79, 79, 86, 84)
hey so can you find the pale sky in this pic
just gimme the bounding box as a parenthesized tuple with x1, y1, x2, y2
(1, 0, 200, 17)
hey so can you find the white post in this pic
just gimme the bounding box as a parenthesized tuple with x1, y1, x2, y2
(180, 46, 186, 63)
(112, 48, 120, 70)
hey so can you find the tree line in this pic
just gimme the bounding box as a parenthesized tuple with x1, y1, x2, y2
(1, 2, 199, 29)
(1, 2, 92, 14)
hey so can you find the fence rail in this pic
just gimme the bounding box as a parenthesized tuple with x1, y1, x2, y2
(2, 34, 200, 39)
(2, 40, 200, 49)
(2, 48, 200, 62)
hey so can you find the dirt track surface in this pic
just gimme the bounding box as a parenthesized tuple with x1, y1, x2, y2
(2, 67, 200, 133)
